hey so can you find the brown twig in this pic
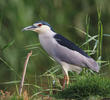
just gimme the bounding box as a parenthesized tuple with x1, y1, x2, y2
(19, 50, 32, 96)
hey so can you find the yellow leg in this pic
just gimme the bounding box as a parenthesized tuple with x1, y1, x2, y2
(62, 75, 66, 90)
(61, 62, 70, 90)
(62, 75, 69, 90)
(66, 75, 69, 86)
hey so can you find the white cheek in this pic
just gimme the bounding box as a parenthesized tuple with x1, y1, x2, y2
(33, 27, 41, 32)
(33, 25, 51, 33)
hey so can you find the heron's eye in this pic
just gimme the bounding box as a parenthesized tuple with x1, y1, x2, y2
(38, 24, 42, 27)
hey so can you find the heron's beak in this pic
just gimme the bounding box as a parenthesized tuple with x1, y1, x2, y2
(22, 25, 37, 31)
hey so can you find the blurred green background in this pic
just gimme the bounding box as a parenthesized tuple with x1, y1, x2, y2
(0, 0, 110, 90)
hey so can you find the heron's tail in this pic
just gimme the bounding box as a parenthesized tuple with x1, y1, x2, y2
(86, 58, 100, 72)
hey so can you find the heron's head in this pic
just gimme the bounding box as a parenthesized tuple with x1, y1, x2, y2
(23, 21, 53, 34)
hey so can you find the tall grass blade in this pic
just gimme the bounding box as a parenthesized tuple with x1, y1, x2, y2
(97, 7, 103, 62)
(1, 40, 15, 51)
(85, 15, 90, 55)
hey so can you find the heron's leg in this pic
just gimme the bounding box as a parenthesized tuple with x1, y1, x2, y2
(62, 75, 66, 90)
(62, 75, 69, 90)
(66, 75, 69, 86)
(61, 62, 69, 90)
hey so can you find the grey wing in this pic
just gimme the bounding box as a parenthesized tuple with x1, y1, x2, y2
(54, 44, 99, 72)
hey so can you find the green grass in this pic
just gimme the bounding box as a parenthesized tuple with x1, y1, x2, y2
(53, 73, 110, 100)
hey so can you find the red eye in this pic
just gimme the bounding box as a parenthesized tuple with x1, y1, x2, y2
(38, 24, 42, 27)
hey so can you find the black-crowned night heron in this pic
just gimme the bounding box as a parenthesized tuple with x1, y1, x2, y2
(23, 21, 99, 89)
